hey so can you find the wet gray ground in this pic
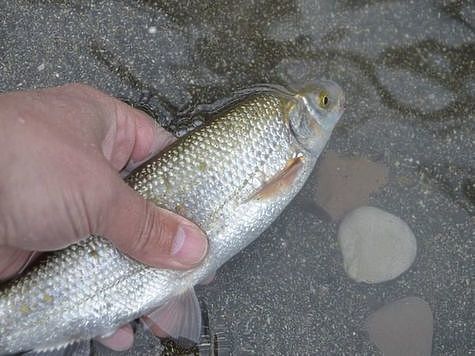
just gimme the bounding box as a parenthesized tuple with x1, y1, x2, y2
(1, 0, 473, 354)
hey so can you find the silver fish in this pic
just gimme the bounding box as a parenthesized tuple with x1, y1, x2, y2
(0, 81, 344, 354)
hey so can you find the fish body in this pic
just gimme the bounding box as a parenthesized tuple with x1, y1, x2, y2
(0, 81, 344, 354)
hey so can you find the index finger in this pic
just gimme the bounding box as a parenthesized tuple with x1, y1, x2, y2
(114, 102, 176, 169)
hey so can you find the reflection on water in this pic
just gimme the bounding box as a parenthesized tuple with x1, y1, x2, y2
(0, 0, 473, 354)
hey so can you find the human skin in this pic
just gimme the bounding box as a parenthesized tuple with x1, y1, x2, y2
(0, 84, 208, 350)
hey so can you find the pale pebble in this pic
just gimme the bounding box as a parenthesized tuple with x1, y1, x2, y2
(338, 206, 417, 283)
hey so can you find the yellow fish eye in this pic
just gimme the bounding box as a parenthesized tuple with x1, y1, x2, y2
(318, 90, 330, 108)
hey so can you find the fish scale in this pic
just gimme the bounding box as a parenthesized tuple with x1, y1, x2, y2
(130, 94, 290, 227)
(0, 82, 344, 354)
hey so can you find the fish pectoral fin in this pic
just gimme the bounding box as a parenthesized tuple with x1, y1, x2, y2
(249, 156, 304, 201)
(142, 288, 202, 346)
(23, 340, 91, 356)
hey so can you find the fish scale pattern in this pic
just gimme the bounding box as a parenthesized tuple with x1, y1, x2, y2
(0, 89, 321, 354)
(128, 93, 292, 228)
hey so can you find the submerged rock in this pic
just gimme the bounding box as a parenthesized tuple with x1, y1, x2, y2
(314, 152, 389, 221)
(366, 297, 433, 356)
(338, 206, 417, 283)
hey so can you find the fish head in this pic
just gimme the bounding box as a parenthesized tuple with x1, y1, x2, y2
(288, 80, 345, 154)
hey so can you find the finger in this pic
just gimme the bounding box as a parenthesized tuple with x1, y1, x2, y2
(125, 108, 176, 164)
(98, 173, 208, 269)
(124, 119, 176, 172)
(95, 324, 134, 351)
(0, 247, 36, 281)
(106, 100, 176, 172)
(120, 134, 177, 178)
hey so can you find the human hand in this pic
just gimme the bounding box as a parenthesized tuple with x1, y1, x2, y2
(0, 84, 208, 350)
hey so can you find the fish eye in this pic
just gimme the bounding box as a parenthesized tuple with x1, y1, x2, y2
(317, 90, 330, 109)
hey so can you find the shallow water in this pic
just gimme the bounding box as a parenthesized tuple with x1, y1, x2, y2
(0, 0, 473, 354)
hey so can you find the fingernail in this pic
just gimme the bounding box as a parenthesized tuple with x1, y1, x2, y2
(171, 225, 208, 266)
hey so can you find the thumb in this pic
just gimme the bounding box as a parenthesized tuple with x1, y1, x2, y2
(96, 173, 208, 270)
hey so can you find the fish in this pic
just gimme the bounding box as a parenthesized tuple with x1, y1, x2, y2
(0, 80, 345, 355)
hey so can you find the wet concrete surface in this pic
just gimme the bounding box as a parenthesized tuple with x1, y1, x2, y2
(0, 0, 473, 354)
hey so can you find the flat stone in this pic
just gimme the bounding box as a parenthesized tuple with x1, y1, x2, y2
(314, 152, 389, 221)
(366, 297, 433, 356)
(338, 206, 417, 283)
